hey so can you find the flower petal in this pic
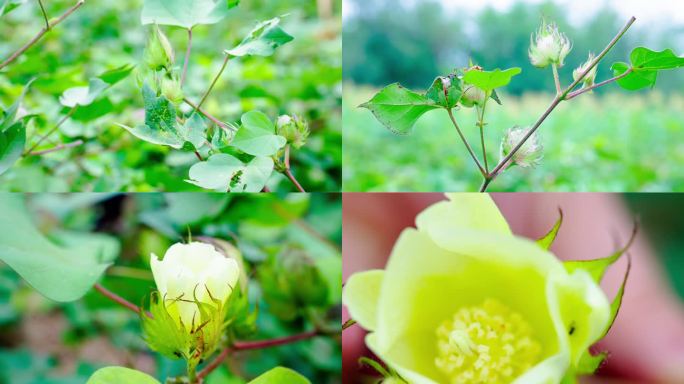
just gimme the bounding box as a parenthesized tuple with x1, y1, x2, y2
(342, 269, 384, 331)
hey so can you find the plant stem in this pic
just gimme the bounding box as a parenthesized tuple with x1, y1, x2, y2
(283, 145, 306, 192)
(24, 106, 77, 155)
(552, 63, 562, 95)
(476, 98, 490, 173)
(342, 319, 356, 331)
(446, 108, 486, 177)
(0, 0, 85, 70)
(181, 28, 192, 87)
(197, 330, 322, 380)
(27, 139, 83, 156)
(94, 283, 142, 314)
(565, 68, 633, 100)
(37, 0, 50, 30)
(183, 97, 236, 133)
(193, 150, 203, 161)
(195, 54, 230, 112)
(482, 16, 636, 192)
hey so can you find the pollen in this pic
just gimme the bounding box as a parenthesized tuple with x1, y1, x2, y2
(435, 299, 541, 384)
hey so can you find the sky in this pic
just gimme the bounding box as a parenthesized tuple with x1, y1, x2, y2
(344, 0, 684, 26)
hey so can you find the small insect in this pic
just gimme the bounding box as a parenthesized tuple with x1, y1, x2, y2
(568, 321, 576, 335)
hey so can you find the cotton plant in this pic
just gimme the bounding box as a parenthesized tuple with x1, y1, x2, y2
(343, 194, 634, 384)
(361, 17, 684, 191)
(115, 0, 309, 193)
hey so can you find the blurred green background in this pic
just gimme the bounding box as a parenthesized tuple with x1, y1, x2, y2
(342, 0, 684, 191)
(0, 193, 342, 384)
(0, 0, 341, 192)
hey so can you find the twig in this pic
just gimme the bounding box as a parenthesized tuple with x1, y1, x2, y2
(482, 16, 637, 191)
(183, 97, 236, 132)
(24, 106, 77, 155)
(193, 150, 203, 161)
(27, 139, 83, 156)
(447, 108, 486, 176)
(476, 97, 490, 173)
(195, 54, 230, 112)
(552, 63, 562, 95)
(565, 68, 633, 100)
(181, 28, 192, 87)
(283, 145, 306, 192)
(37, 0, 50, 30)
(0, 0, 85, 70)
(94, 283, 142, 314)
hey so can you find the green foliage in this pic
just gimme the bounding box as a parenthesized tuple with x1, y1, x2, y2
(226, 17, 294, 57)
(87, 366, 161, 384)
(0, 80, 32, 175)
(0, 0, 23, 17)
(0, 194, 119, 302)
(248, 367, 311, 384)
(59, 78, 109, 108)
(141, 0, 230, 29)
(233, 110, 286, 156)
(187, 154, 273, 192)
(463, 67, 522, 92)
(425, 75, 462, 109)
(359, 84, 439, 134)
(140, 292, 194, 361)
(613, 48, 684, 90)
(119, 83, 184, 149)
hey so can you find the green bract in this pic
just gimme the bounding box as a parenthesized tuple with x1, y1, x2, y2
(343, 194, 629, 383)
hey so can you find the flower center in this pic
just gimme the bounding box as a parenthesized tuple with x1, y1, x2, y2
(435, 299, 541, 384)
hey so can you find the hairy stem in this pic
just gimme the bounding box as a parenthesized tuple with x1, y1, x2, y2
(482, 16, 637, 191)
(0, 0, 85, 70)
(447, 108, 486, 177)
(24, 106, 77, 155)
(195, 54, 230, 112)
(283, 145, 306, 192)
(27, 139, 83, 156)
(565, 68, 633, 100)
(37, 0, 50, 30)
(552, 63, 562, 95)
(181, 28, 192, 87)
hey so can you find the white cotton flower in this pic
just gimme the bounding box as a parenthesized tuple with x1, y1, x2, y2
(500, 126, 543, 168)
(150, 242, 240, 329)
(529, 21, 572, 68)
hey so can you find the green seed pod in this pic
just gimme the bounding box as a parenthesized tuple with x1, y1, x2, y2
(160, 75, 184, 105)
(276, 114, 310, 149)
(144, 25, 175, 71)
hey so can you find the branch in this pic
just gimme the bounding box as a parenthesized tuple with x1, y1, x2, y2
(565, 68, 633, 100)
(482, 16, 637, 191)
(195, 54, 230, 112)
(197, 330, 322, 380)
(0, 0, 85, 70)
(27, 139, 84, 156)
(24, 106, 77, 155)
(447, 108, 486, 176)
(181, 28, 192, 87)
(94, 283, 142, 314)
(183, 97, 236, 133)
(283, 145, 306, 192)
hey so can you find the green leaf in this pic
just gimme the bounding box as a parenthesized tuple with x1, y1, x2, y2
(537, 209, 563, 250)
(0, 121, 25, 176)
(0, 0, 25, 17)
(463, 67, 521, 92)
(187, 154, 274, 192)
(0, 78, 33, 132)
(140, 292, 193, 360)
(425, 75, 462, 109)
(141, 0, 228, 29)
(178, 113, 207, 149)
(59, 78, 109, 108)
(359, 83, 439, 135)
(248, 367, 311, 384)
(564, 224, 637, 283)
(118, 83, 183, 148)
(87, 366, 160, 384)
(97, 64, 135, 86)
(227, 0, 239, 8)
(0, 195, 120, 302)
(612, 48, 684, 91)
(233, 110, 286, 156)
(575, 351, 607, 375)
(225, 17, 294, 57)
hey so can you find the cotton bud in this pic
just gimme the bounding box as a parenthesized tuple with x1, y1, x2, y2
(160, 75, 184, 105)
(276, 114, 310, 149)
(500, 126, 543, 168)
(144, 25, 175, 71)
(529, 21, 572, 68)
(573, 53, 598, 88)
(460, 85, 487, 108)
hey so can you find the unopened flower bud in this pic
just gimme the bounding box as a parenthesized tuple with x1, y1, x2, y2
(144, 25, 175, 71)
(160, 75, 184, 105)
(460, 85, 487, 108)
(573, 53, 598, 88)
(276, 114, 310, 149)
(529, 21, 572, 68)
(500, 126, 543, 168)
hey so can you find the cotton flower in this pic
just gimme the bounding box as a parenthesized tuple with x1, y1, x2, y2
(344, 194, 625, 384)
(529, 21, 572, 68)
(150, 241, 240, 329)
(276, 114, 310, 149)
(573, 53, 598, 88)
(500, 126, 543, 168)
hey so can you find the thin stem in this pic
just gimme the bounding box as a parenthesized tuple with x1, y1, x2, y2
(565, 68, 633, 100)
(476, 97, 490, 173)
(37, 0, 50, 30)
(197, 330, 322, 380)
(342, 319, 356, 331)
(0, 0, 85, 70)
(24, 106, 77, 155)
(479, 176, 493, 193)
(446, 108, 486, 177)
(193, 150, 203, 161)
(183, 97, 236, 132)
(483, 16, 637, 191)
(552, 63, 562, 95)
(27, 139, 83, 156)
(181, 28, 192, 87)
(283, 145, 306, 192)
(94, 283, 142, 314)
(195, 54, 230, 112)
